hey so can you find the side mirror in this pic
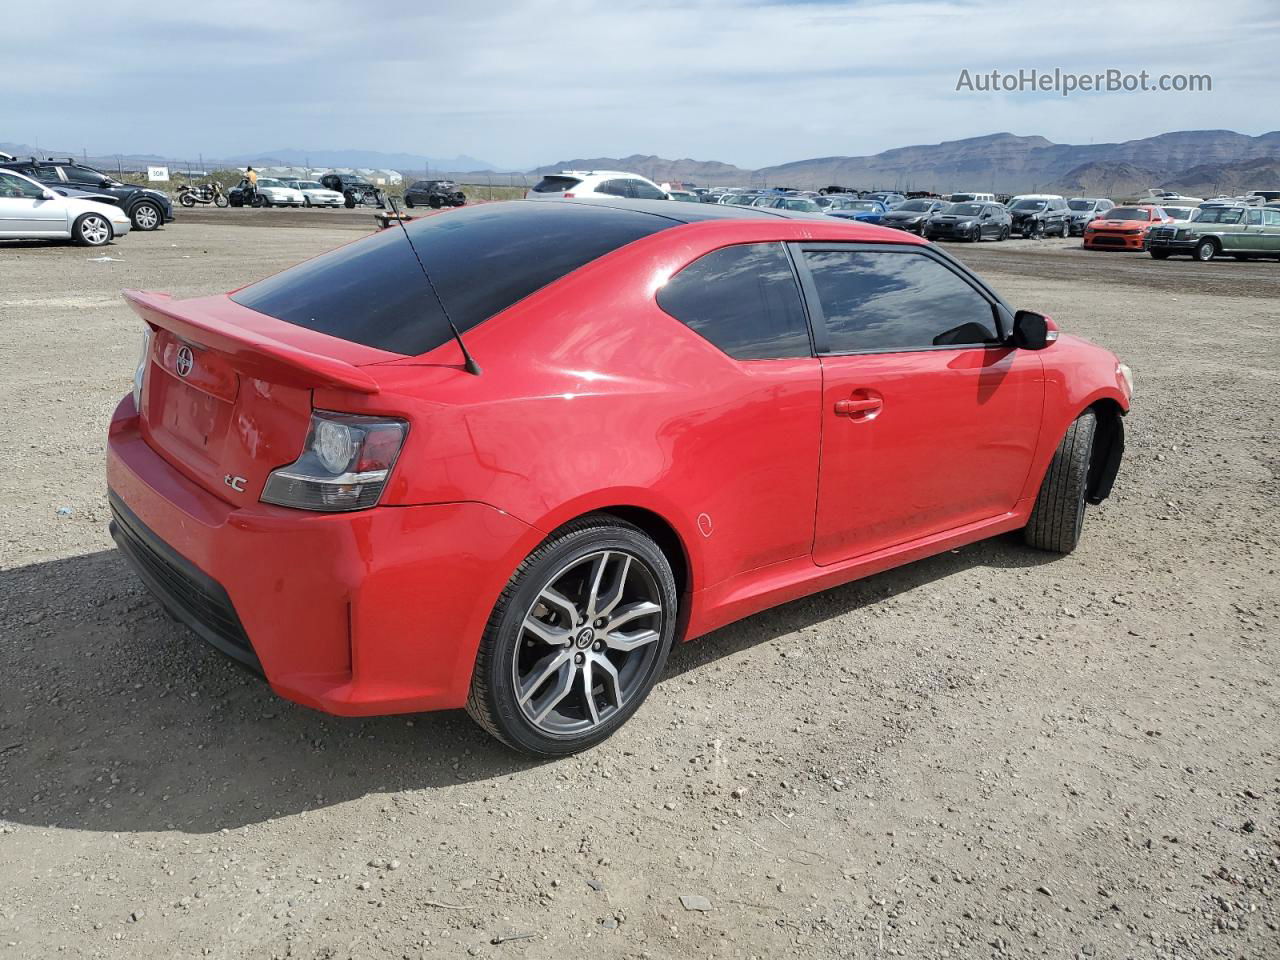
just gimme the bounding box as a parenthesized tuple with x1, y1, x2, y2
(1011, 310, 1057, 350)
(41, 189, 56, 200)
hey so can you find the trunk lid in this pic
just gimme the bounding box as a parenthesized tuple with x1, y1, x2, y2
(126, 290, 399, 505)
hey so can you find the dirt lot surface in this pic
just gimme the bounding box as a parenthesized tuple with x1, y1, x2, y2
(1, 219, 1277, 960)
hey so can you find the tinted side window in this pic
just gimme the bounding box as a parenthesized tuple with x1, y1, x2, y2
(1264, 209, 1280, 226)
(657, 243, 811, 360)
(597, 179, 629, 198)
(20, 164, 55, 183)
(1246, 209, 1262, 225)
(630, 179, 667, 200)
(62, 165, 102, 186)
(803, 250, 999, 353)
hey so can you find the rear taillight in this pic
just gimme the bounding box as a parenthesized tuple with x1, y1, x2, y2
(261, 411, 407, 512)
(131, 326, 152, 413)
(562, 192, 575, 198)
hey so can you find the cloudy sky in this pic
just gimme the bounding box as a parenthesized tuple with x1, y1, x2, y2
(4, 0, 1275, 169)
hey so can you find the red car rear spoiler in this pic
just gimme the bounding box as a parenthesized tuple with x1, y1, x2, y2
(123, 289, 381, 395)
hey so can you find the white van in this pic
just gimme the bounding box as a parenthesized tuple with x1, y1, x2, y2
(949, 192, 995, 203)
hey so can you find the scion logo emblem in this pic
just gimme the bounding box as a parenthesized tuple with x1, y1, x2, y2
(175, 345, 194, 378)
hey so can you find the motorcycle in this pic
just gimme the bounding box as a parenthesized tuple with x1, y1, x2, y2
(177, 182, 229, 208)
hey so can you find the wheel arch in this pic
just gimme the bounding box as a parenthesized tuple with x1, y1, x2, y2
(591, 505, 691, 599)
(527, 494, 700, 636)
(72, 211, 113, 244)
(1086, 397, 1125, 504)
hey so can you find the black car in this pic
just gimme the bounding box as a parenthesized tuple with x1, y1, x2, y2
(1007, 196, 1071, 238)
(0, 157, 174, 231)
(881, 198, 951, 235)
(403, 180, 466, 209)
(923, 202, 1012, 242)
(318, 173, 385, 209)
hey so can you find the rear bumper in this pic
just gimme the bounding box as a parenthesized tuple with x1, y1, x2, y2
(106, 397, 539, 716)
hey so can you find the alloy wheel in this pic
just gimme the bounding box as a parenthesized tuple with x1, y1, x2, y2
(134, 203, 160, 230)
(512, 549, 664, 736)
(80, 215, 111, 245)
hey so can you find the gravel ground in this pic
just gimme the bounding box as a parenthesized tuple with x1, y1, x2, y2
(1, 220, 1277, 960)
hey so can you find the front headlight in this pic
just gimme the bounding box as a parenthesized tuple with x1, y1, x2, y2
(1117, 362, 1134, 400)
(132, 327, 152, 412)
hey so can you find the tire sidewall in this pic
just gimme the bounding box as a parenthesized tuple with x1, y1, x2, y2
(478, 523, 678, 756)
(1195, 239, 1216, 261)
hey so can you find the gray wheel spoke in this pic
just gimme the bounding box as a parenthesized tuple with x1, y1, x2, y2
(594, 555, 631, 619)
(581, 660, 600, 725)
(522, 614, 570, 646)
(608, 599, 661, 631)
(519, 650, 570, 705)
(584, 551, 611, 618)
(605, 627, 659, 653)
(593, 654, 624, 709)
(531, 660, 577, 723)
(537, 586, 580, 628)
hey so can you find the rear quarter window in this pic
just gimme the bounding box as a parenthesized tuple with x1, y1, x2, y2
(231, 202, 670, 356)
(657, 243, 811, 360)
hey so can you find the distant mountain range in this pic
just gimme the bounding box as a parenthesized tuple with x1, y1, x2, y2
(534, 131, 1280, 194)
(6, 131, 1278, 197)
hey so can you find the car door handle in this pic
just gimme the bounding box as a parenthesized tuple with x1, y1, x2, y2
(834, 397, 883, 416)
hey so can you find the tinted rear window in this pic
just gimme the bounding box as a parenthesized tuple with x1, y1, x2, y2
(532, 175, 582, 194)
(231, 202, 670, 355)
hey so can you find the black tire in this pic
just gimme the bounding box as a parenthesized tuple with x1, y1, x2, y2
(998, 225, 1009, 241)
(1024, 411, 1097, 553)
(214, 194, 228, 208)
(303, 197, 312, 208)
(404, 196, 415, 208)
(179, 193, 196, 208)
(1023, 221, 1040, 239)
(1194, 238, 1217, 262)
(344, 193, 356, 209)
(130, 200, 163, 231)
(428, 196, 443, 209)
(72, 212, 113, 247)
(466, 515, 678, 756)
(1150, 249, 1170, 260)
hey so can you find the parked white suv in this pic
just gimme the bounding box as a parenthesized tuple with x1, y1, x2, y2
(0, 168, 132, 245)
(526, 171, 669, 201)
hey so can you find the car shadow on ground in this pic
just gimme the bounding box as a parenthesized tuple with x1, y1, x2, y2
(0, 534, 1054, 835)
